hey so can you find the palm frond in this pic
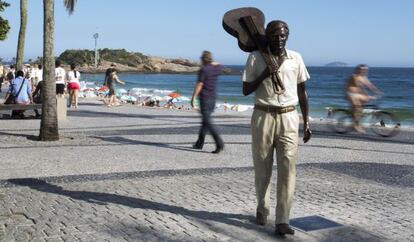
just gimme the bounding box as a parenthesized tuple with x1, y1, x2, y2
(64, 0, 76, 15)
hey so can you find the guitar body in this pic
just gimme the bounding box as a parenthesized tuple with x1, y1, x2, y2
(223, 7, 286, 94)
(222, 7, 266, 52)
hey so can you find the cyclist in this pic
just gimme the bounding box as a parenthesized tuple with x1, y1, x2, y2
(345, 64, 382, 133)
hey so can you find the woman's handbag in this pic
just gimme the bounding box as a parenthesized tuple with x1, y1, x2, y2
(4, 95, 16, 104)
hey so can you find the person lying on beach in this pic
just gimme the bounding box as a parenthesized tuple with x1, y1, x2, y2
(141, 97, 160, 107)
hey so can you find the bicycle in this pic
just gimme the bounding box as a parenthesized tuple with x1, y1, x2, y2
(326, 103, 401, 137)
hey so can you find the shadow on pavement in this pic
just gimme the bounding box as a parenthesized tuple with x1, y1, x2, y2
(92, 135, 212, 154)
(0, 131, 39, 141)
(7, 177, 393, 241)
(68, 109, 245, 120)
(7, 178, 278, 240)
(303, 162, 414, 188)
(315, 225, 388, 242)
(307, 122, 414, 145)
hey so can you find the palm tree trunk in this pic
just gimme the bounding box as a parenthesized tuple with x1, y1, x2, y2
(39, 0, 59, 141)
(15, 0, 27, 70)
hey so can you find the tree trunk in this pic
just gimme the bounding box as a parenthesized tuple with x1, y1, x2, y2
(39, 0, 59, 141)
(15, 0, 27, 70)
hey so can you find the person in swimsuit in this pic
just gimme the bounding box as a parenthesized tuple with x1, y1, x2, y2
(106, 69, 125, 106)
(345, 64, 382, 133)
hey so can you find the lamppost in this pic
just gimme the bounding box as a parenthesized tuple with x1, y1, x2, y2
(93, 33, 99, 68)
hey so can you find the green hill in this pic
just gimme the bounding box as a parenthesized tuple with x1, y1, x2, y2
(58, 48, 151, 67)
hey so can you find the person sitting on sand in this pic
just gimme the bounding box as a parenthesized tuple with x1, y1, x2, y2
(163, 97, 177, 109)
(345, 64, 382, 133)
(106, 69, 125, 107)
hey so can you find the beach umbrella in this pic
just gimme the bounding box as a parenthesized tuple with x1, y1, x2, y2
(168, 91, 180, 99)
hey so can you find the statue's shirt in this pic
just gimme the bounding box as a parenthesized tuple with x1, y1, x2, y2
(242, 49, 310, 107)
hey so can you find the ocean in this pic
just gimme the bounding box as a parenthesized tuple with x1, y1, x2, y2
(82, 66, 414, 126)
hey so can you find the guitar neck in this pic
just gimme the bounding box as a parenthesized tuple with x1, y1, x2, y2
(239, 16, 279, 71)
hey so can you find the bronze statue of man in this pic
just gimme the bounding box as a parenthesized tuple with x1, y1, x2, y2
(242, 20, 311, 237)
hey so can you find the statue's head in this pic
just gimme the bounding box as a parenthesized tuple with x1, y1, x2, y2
(266, 20, 289, 52)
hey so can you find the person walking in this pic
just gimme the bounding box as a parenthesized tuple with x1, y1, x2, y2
(191, 51, 224, 154)
(104, 63, 117, 87)
(32, 64, 43, 88)
(106, 68, 125, 106)
(242, 20, 312, 236)
(66, 64, 81, 108)
(55, 60, 66, 97)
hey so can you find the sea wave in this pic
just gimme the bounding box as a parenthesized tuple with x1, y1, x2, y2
(81, 81, 254, 112)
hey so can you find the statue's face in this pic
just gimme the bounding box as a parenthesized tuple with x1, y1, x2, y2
(267, 26, 289, 52)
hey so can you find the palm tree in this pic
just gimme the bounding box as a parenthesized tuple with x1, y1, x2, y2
(15, 0, 27, 70)
(39, 0, 76, 141)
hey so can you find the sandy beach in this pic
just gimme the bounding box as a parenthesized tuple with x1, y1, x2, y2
(0, 97, 413, 241)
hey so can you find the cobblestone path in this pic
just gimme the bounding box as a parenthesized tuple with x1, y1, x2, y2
(1, 164, 413, 242)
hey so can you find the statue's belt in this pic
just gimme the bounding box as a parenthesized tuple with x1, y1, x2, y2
(254, 104, 295, 114)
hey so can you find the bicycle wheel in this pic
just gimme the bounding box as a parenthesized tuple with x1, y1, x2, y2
(327, 109, 354, 134)
(370, 111, 401, 137)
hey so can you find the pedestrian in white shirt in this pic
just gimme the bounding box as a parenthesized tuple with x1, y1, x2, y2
(33, 64, 43, 87)
(66, 64, 81, 108)
(55, 60, 66, 97)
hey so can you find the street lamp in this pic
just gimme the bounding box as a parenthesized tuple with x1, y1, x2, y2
(93, 33, 99, 68)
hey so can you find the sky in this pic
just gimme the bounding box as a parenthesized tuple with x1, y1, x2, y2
(1, 0, 414, 67)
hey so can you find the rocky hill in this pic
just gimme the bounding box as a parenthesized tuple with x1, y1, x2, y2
(58, 49, 200, 73)
(325, 61, 349, 67)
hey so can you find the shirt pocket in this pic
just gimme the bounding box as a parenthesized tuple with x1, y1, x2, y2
(283, 60, 299, 74)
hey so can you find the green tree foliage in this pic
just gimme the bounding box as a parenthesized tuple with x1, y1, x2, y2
(58, 49, 95, 65)
(0, 1, 10, 41)
(58, 48, 150, 66)
(100, 48, 150, 66)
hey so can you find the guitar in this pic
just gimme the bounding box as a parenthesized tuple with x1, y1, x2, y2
(223, 7, 285, 94)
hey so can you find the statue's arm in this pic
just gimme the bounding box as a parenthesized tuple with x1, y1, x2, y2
(298, 82, 312, 143)
(242, 68, 269, 96)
